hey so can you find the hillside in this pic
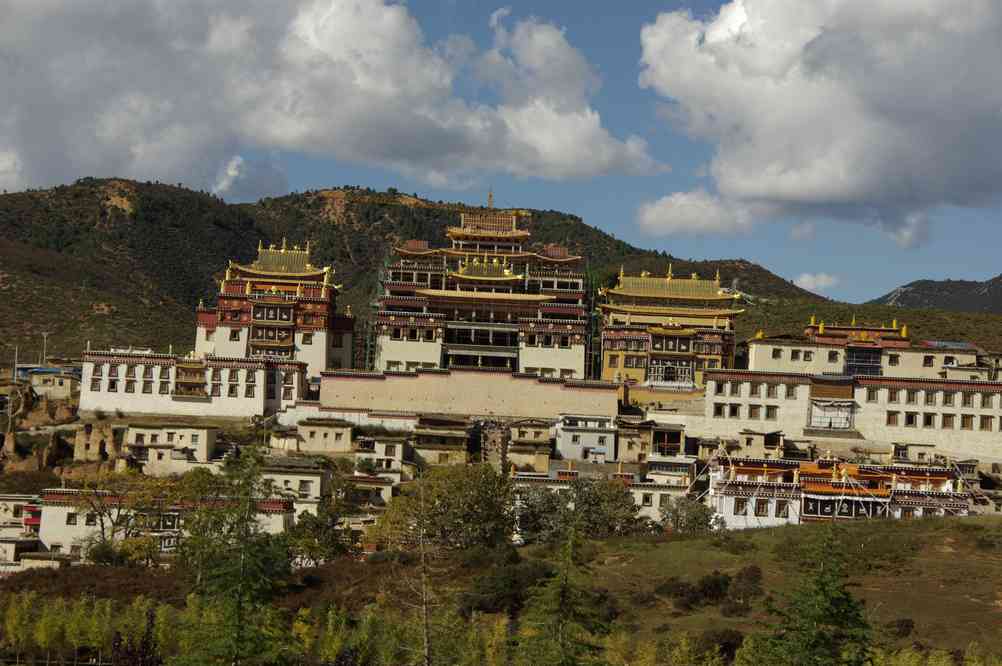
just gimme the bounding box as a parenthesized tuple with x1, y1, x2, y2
(870, 276, 1002, 313)
(4, 516, 1001, 657)
(0, 179, 817, 361)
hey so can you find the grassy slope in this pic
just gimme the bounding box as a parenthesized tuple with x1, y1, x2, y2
(5, 516, 1000, 654)
(588, 517, 1002, 653)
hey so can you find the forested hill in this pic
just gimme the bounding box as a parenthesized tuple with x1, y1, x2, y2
(869, 275, 1002, 313)
(0, 178, 817, 360)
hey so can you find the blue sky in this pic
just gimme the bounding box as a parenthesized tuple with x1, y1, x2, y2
(4, 0, 1002, 303)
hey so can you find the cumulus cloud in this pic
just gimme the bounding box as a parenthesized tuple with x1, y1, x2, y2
(638, 0, 1002, 246)
(637, 190, 751, 236)
(0, 0, 659, 200)
(794, 272, 840, 293)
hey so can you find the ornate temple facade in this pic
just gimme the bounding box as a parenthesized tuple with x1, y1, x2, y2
(194, 240, 354, 378)
(598, 267, 743, 391)
(372, 205, 588, 378)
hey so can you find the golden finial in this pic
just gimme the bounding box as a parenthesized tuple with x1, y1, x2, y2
(851, 313, 857, 326)
(667, 263, 673, 279)
(244, 281, 251, 295)
(715, 268, 721, 283)
(619, 265, 624, 279)
(257, 239, 263, 252)
(892, 318, 898, 330)
(198, 298, 204, 309)
(691, 272, 698, 280)
(819, 321, 825, 334)
(296, 283, 303, 297)
(281, 237, 287, 252)
(901, 324, 908, 338)
(810, 314, 816, 326)
(755, 329, 764, 339)
(346, 304, 352, 317)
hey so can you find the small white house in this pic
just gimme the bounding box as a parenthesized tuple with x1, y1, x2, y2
(554, 414, 617, 461)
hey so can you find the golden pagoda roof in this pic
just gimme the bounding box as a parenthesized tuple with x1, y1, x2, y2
(599, 303, 745, 317)
(414, 288, 553, 302)
(606, 265, 733, 300)
(232, 239, 328, 277)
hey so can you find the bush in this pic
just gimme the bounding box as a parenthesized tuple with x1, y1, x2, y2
(629, 590, 658, 608)
(720, 598, 750, 617)
(656, 577, 702, 612)
(697, 628, 745, 662)
(366, 550, 415, 566)
(697, 571, 732, 604)
(885, 617, 915, 639)
(459, 543, 520, 570)
(710, 532, 756, 555)
(728, 565, 763, 604)
(458, 559, 555, 617)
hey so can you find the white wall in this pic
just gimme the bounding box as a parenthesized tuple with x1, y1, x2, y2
(519, 343, 586, 379)
(554, 415, 617, 461)
(295, 330, 329, 379)
(375, 336, 442, 371)
(747, 342, 843, 374)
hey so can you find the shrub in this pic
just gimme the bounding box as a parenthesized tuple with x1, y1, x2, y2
(458, 559, 555, 617)
(629, 590, 658, 608)
(697, 628, 745, 662)
(720, 599, 749, 617)
(459, 543, 520, 570)
(728, 565, 763, 604)
(365, 550, 415, 566)
(656, 578, 701, 612)
(711, 532, 756, 555)
(885, 617, 915, 639)
(696, 571, 732, 604)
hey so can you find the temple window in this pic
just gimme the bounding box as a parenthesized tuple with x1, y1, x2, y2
(754, 499, 770, 517)
(560, 336, 570, 348)
(906, 390, 918, 404)
(981, 393, 994, 409)
(143, 366, 153, 379)
(866, 388, 879, 402)
(962, 392, 975, 408)
(230, 329, 241, 341)
(791, 350, 801, 361)
(749, 405, 762, 419)
(90, 379, 101, 392)
(886, 411, 899, 426)
(211, 384, 221, 397)
(246, 372, 256, 385)
(423, 329, 434, 342)
(728, 404, 740, 418)
(776, 500, 789, 518)
(828, 351, 839, 363)
(142, 381, 153, 394)
(980, 415, 995, 431)
(942, 414, 955, 429)
(245, 385, 255, 398)
(923, 413, 936, 428)
(904, 412, 918, 427)
(729, 382, 740, 397)
(961, 415, 974, 430)
(302, 333, 313, 345)
(765, 406, 778, 420)
(93, 364, 104, 377)
(923, 355, 935, 367)
(108, 380, 118, 392)
(713, 403, 725, 418)
(391, 328, 402, 340)
(943, 391, 955, 406)
(888, 354, 900, 366)
(109, 366, 119, 378)
(803, 351, 813, 362)
(771, 348, 782, 360)
(733, 498, 748, 516)
(750, 383, 761, 397)
(159, 383, 169, 395)
(924, 391, 937, 406)
(408, 328, 418, 341)
(282, 387, 293, 400)
(767, 384, 779, 399)
(228, 385, 238, 398)
(888, 389, 900, 403)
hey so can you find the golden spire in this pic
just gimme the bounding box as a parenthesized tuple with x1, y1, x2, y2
(296, 283, 303, 297)
(619, 264, 624, 279)
(901, 324, 908, 338)
(715, 268, 721, 283)
(819, 321, 825, 334)
(667, 263, 673, 279)
(851, 313, 857, 326)
(892, 318, 898, 330)
(810, 314, 816, 326)
(245, 281, 251, 295)
(257, 239, 263, 252)
(281, 237, 287, 252)
(225, 266, 232, 281)
(755, 329, 764, 339)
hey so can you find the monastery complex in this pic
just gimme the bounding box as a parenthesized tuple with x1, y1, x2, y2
(17, 194, 997, 565)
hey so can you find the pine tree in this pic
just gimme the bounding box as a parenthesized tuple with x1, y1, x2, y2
(754, 526, 872, 666)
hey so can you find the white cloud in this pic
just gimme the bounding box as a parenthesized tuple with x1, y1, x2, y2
(638, 1, 1002, 246)
(794, 272, 840, 292)
(0, 1, 660, 201)
(637, 190, 751, 236)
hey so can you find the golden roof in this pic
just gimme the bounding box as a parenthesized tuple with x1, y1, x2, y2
(607, 265, 732, 300)
(599, 303, 744, 317)
(232, 239, 328, 277)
